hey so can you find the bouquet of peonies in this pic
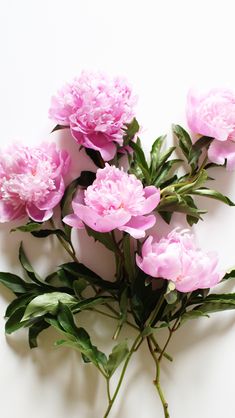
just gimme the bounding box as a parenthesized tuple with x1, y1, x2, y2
(1, 72, 235, 418)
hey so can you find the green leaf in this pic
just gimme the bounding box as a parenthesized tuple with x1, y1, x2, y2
(85, 226, 116, 252)
(172, 124, 192, 161)
(123, 118, 140, 146)
(57, 303, 79, 336)
(5, 307, 28, 334)
(61, 178, 80, 223)
(131, 269, 166, 326)
(22, 292, 77, 321)
(158, 194, 206, 221)
(177, 170, 208, 194)
(60, 262, 118, 291)
(85, 148, 105, 168)
(0, 272, 36, 294)
(157, 146, 176, 169)
(181, 294, 235, 324)
(191, 188, 235, 206)
(73, 278, 88, 297)
(19, 243, 42, 284)
(5, 293, 37, 317)
(129, 140, 150, 182)
(159, 211, 173, 224)
(57, 304, 107, 368)
(31, 229, 70, 242)
(181, 310, 210, 323)
(72, 296, 114, 313)
(51, 124, 69, 133)
(150, 135, 166, 174)
(106, 341, 129, 377)
(123, 234, 135, 281)
(76, 171, 96, 188)
(188, 136, 213, 166)
(11, 221, 42, 233)
(200, 293, 235, 304)
(153, 159, 182, 187)
(28, 320, 50, 348)
(222, 268, 235, 282)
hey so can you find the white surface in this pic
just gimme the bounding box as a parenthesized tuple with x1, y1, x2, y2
(0, 1, 235, 417)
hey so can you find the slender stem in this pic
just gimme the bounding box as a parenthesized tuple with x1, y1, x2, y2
(147, 337, 170, 418)
(150, 335, 173, 362)
(93, 308, 120, 321)
(93, 307, 173, 362)
(158, 319, 179, 363)
(95, 363, 107, 378)
(49, 219, 79, 263)
(147, 294, 165, 327)
(106, 378, 111, 403)
(102, 333, 142, 418)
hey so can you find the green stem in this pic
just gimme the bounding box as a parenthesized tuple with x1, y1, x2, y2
(147, 337, 170, 418)
(158, 319, 179, 363)
(49, 219, 79, 263)
(94, 307, 173, 361)
(147, 294, 165, 327)
(150, 335, 173, 362)
(106, 378, 111, 403)
(103, 333, 142, 418)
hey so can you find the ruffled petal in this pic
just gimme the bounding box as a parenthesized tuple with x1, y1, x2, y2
(0, 201, 25, 223)
(119, 214, 156, 239)
(36, 178, 65, 210)
(72, 204, 131, 232)
(26, 204, 53, 222)
(71, 128, 117, 161)
(208, 139, 235, 170)
(141, 186, 160, 215)
(63, 214, 84, 229)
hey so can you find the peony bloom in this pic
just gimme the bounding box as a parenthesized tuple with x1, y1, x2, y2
(0, 143, 70, 223)
(136, 229, 222, 292)
(186, 88, 235, 170)
(49, 71, 137, 161)
(63, 164, 160, 239)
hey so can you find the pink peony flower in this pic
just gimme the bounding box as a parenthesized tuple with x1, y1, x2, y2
(186, 88, 235, 170)
(0, 143, 70, 223)
(63, 164, 160, 239)
(136, 229, 222, 292)
(49, 71, 137, 161)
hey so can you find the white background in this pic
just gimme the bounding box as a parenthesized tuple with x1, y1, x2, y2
(0, 1, 235, 417)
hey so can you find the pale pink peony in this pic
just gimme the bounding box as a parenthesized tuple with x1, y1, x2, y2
(0, 143, 70, 223)
(63, 164, 160, 239)
(49, 71, 137, 161)
(136, 229, 222, 292)
(186, 88, 235, 170)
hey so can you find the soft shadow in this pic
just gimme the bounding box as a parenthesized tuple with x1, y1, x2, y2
(5, 312, 114, 418)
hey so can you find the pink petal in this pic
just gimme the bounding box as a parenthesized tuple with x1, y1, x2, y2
(142, 236, 154, 257)
(136, 253, 158, 277)
(63, 214, 84, 229)
(36, 178, 65, 210)
(141, 186, 160, 215)
(0, 201, 25, 223)
(71, 129, 116, 161)
(26, 204, 53, 222)
(72, 204, 131, 232)
(208, 139, 235, 170)
(119, 214, 156, 239)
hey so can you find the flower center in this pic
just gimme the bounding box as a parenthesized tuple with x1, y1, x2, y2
(84, 165, 145, 216)
(0, 147, 56, 205)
